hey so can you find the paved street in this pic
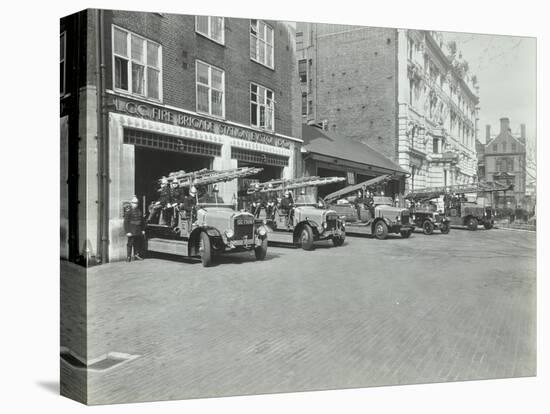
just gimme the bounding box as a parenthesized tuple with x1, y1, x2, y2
(68, 228, 535, 404)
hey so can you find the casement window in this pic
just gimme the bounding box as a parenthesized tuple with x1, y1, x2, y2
(60, 32, 66, 95)
(196, 61, 225, 118)
(250, 83, 274, 131)
(502, 142, 507, 152)
(433, 138, 439, 154)
(298, 59, 307, 83)
(112, 26, 162, 101)
(195, 16, 224, 44)
(250, 20, 274, 68)
(493, 144, 498, 152)
(512, 143, 517, 152)
(296, 32, 303, 50)
(301, 92, 307, 115)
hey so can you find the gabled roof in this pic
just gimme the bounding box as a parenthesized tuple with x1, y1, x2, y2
(485, 130, 526, 150)
(301, 124, 407, 174)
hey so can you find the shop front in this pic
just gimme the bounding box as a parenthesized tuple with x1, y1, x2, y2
(301, 125, 408, 199)
(107, 95, 300, 261)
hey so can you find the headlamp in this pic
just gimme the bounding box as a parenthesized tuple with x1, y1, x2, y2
(225, 229, 234, 239)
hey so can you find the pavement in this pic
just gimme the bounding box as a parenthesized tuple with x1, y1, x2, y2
(62, 227, 536, 404)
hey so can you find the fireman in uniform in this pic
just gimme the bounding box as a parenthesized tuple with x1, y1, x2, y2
(365, 189, 375, 219)
(265, 183, 276, 221)
(250, 183, 263, 218)
(354, 190, 365, 221)
(123, 196, 145, 262)
(280, 190, 294, 227)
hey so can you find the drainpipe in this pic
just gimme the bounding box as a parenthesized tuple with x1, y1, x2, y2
(96, 9, 109, 263)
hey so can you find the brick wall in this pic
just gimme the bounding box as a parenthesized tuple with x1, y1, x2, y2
(310, 25, 399, 161)
(102, 10, 299, 138)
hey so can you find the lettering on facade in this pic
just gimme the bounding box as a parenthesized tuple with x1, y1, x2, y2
(111, 96, 291, 149)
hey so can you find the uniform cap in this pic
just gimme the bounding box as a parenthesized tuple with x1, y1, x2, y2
(131, 196, 138, 203)
(190, 186, 197, 195)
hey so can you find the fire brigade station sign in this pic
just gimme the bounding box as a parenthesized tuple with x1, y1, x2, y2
(109, 95, 292, 149)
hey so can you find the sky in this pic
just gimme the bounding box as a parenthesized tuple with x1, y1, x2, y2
(443, 31, 537, 145)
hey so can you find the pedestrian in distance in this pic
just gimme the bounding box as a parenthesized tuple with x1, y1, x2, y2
(123, 195, 145, 262)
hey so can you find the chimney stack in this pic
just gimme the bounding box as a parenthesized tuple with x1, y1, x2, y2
(486, 125, 491, 141)
(520, 124, 526, 140)
(500, 117, 510, 134)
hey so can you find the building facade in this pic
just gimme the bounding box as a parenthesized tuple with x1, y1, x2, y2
(483, 118, 528, 209)
(296, 24, 479, 192)
(61, 10, 302, 264)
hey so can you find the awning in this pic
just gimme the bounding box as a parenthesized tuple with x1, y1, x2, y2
(302, 124, 408, 175)
(324, 175, 393, 203)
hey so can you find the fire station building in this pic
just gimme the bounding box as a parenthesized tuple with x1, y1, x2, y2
(61, 10, 302, 264)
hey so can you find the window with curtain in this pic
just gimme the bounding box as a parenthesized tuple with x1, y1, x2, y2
(195, 16, 224, 44)
(196, 61, 225, 117)
(250, 20, 274, 68)
(298, 59, 307, 83)
(113, 26, 162, 100)
(250, 83, 274, 131)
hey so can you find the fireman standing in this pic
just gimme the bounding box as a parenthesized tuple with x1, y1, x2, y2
(123, 195, 145, 262)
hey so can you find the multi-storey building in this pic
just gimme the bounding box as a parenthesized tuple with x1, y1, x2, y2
(483, 118, 528, 209)
(296, 24, 479, 192)
(61, 10, 302, 264)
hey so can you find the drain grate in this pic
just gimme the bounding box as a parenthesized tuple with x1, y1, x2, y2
(61, 347, 139, 372)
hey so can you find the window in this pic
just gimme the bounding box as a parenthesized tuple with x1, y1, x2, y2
(250, 83, 274, 130)
(113, 26, 162, 100)
(502, 142, 507, 152)
(196, 61, 225, 117)
(296, 32, 303, 50)
(60, 32, 66, 95)
(250, 20, 274, 68)
(507, 158, 514, 171)
(433, 137, 439, 154)
(298, 59, 307, 83)
(512, 143, 517, 152)
(301, 92, 307, 115)
(308, 100, 313, 115)
(493, 144, 498, 152)
(195, 16, 224, 44)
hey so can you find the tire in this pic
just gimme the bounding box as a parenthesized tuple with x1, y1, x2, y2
(440, 222, 450, 234)
(374, 220, 388, 240)
(483, 222, 493, 230)
(299, 224, 315, 250)
(422, 220, 435, 235)
(466, 217, 478, 231)
(332, 235, 345, 246)
(254, 237, 268, 260)
(400, 230, 412, 238)
(199, 232, 213, 267)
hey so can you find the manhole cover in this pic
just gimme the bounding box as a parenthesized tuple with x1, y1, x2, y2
(60, 347, 139, 372)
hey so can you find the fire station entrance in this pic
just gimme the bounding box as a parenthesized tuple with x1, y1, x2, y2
(231, 147, 288, 210)
(125, 129, 219, 211)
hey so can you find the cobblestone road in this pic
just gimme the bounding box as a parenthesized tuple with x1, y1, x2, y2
(69, 228, 535, 404)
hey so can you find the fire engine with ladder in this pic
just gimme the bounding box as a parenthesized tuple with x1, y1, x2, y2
(247, 176, 347, 250)
(405, 181, 514, 231)
(145, 167, 269, 267)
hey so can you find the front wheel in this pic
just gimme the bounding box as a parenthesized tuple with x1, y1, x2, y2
(483, 222, 493, 230)
(199, 232, 213, 267)
(374, 221, 388, 240)
(299, 224, 315, 250)
(254, 238, 268, 260)
(466, 217, 479, 231)
(440, 222, 450, 234)
(422, 220, 435, 235)
(400, 229, 412, 238)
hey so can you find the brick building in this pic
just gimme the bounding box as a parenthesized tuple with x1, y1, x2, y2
(296, 24, 479, 193)
(60, 9, 302, 264)
(482, 118, 528, 209)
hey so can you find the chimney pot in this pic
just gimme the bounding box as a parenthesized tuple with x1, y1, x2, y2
(486, 125, 491, 141)
(520, 124, 526, 140)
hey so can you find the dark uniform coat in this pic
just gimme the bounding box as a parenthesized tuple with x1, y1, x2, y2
(124, 206, 145, 236)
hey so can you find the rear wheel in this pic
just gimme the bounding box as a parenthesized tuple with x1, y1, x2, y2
(199, 232, 213, 267)
(254, 237, 268, 260)
(483, 222, 493, 230)
(466, 217, 478, 231)
(422, 220, 435, 235)
(440, 222, 450, 234)
(374, 220, 388, 240)
(400, 229, 412, 238)
(300, 224, 315, 250)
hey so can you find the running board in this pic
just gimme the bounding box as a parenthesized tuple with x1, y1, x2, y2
(147, 238, 189, 256)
